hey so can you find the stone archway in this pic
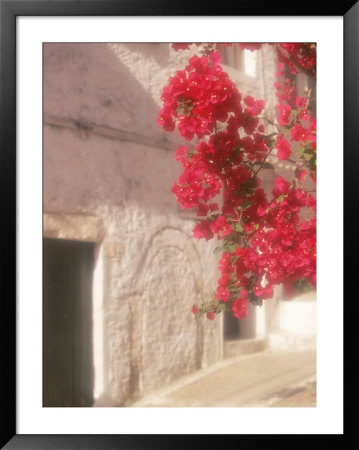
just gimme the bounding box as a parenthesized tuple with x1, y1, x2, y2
(136, 228, 204, 396)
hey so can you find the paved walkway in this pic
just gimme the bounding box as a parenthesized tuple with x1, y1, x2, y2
(130, 349, 316, 408)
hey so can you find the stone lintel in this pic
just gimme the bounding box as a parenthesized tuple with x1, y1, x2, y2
(43, 212, 105, 243)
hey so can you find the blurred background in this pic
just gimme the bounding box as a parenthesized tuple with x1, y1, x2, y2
(43, 43, 316, 408)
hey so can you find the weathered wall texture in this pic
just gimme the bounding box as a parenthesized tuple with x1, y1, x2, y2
(43, 43, 223, 406)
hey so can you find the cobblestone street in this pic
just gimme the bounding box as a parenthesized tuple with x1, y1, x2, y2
(129, 349, 316, 408)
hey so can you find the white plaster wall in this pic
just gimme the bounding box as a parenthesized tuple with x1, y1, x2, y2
(267, 291, 317, 351)
(43, 43, 222, 406)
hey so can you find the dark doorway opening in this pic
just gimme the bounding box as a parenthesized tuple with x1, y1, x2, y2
(223, 303, 256, 341)
(43, 238, 94, 407)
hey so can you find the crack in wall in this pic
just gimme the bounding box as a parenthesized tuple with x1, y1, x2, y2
(44, 113, 174, 152)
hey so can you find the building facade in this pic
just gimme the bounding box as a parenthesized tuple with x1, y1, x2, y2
(43, 43, 316, 407)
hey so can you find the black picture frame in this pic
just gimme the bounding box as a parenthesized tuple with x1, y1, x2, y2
(1, 1, 356, 448)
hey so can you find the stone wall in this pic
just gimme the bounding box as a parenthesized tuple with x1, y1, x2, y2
(43, 43, 223, 405)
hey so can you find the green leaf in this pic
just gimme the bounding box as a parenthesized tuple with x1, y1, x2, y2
(237, 200, 252, 210)
(195, 310, 204, 320)
(228, 286, 241, 293)
(223, 241, 236, 252)
(303, 152, 313, 161)
(232, 223, 244, 233)
(216, 303, 226, 313)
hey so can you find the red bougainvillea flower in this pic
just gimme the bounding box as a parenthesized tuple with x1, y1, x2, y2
(215, 287, 230, 302)
(299, 109, 310, 121)
(232, 289, 249, 319)
(218, 272, 231, 287)
(273, 176, 291, 195)
(219, 253, 232, 272)
(296, 169, 307, 182)
(290, 123, 313, 142)
(277, 104, 292, 125)
(192, 220, 214, 241)
(296, 96, 307, 109)
(275, 135, 291, 160)
(253, 283, 274, 299)
(172, 43, 191, 51)
(244, 95, 265, 117)
(232, 300, 248, 319)
(191, 304, 198, 315)
(210, 215, 232, 238)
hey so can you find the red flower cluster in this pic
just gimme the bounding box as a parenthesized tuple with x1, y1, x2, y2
(276, 43, 316, 78)
(159, 43, 316, 321)
(273, 49, 317, 181)
(275, 135, 291, 160)
(157, 51, 242, 141)
(171, 144, 221, 209)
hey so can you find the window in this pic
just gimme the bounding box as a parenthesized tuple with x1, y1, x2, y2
(217, 44, 257, 77)
(217, 44, 243, 71)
